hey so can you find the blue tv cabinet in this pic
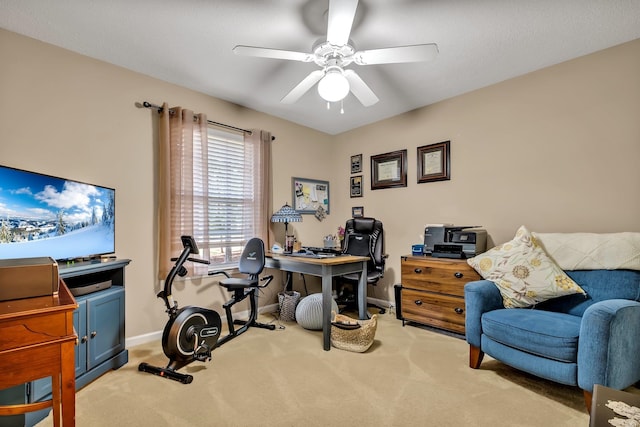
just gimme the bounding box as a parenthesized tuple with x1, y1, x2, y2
(0, 259, 131, 427)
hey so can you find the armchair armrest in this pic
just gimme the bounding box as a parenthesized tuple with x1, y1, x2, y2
(578, 299, 640, 392)
(464, 280, 504, 347)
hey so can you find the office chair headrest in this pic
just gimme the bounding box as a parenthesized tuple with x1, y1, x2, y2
(352, 217, 376, 233)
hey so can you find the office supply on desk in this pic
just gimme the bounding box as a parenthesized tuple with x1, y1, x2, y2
(302, 246, 342, 255)
(289, 251, 336, 259)
(323, 234, 337, 248)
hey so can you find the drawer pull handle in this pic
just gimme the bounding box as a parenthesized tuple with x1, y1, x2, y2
(90, 331, 98, 339)
(454, 272, 463, 279)
(414, 300, 423, 306)
(80, 335, 88, 344)
(454, 307, 464, 314)
(414, 268, 422, 274)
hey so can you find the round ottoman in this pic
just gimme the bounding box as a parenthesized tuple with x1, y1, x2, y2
(295, 293, 339, 330)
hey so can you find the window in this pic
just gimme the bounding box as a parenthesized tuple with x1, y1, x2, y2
(191, 127, 258, 268)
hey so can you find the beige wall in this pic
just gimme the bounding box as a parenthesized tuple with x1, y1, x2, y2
(0, 28, 335, 340)
(332, 38, 640, 298)
(1, 28, 638, 341)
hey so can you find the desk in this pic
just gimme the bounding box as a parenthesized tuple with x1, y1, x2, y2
(0, 281, 78, 426)
(265, 254, 369, 350)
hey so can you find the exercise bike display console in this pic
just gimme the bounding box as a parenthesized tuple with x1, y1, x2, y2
(139, 236, 221, 384)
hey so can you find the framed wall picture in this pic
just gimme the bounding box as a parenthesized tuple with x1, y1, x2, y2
(371, 149, 407, 190)
(292, 177, 330, 214)
(350, 154, 362, 174)
(352, 206, 364, 218)
(417, 141, 450, 183)
(350, 175, 363, 198)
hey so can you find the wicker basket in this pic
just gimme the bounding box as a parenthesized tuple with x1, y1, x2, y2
(278, 291, 300, 322)
(330, 311, 378, 353)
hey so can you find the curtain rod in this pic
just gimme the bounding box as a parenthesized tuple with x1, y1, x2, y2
(141, 101, 272, 139)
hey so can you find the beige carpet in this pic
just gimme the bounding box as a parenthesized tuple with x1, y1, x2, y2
(37, 310, 619, 426)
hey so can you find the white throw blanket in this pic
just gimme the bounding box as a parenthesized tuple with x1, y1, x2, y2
(532, 231, 640, 271)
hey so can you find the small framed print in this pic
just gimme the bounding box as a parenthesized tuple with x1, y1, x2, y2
(350, 154, 362, 174)
(417, 141, 450, 183)
(371, 149, 408, 190)
(350, 175, 363, 198)
(352, 206, 364, 218)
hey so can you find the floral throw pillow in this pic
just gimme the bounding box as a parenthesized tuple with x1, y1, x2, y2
(467, 225, 586, 308)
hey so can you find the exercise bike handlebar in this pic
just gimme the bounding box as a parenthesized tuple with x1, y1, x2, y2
(171, 257, 210, 265)
(159, 241, 210, 313)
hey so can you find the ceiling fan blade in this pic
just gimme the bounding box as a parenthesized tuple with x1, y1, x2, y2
(281, 70, 325, 104)
(326, 0, 359, 46)
(344, 69, 378, 107)
(354, 43, 439, 65)
(233, 45, 314, 62)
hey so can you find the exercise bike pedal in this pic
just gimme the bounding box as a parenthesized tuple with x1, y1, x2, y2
(193, 351, 212, 362)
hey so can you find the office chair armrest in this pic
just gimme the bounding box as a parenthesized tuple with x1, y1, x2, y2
(258, 275, 274, 288)
(208, 270, 231, 278)
(374, 254, 389, 272)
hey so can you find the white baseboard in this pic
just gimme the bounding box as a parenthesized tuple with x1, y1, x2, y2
(125, 299, 392, 348)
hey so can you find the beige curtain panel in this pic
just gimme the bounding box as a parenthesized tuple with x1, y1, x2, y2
(156, 103, 273, 279)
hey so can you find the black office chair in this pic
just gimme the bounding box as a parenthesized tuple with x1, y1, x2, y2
(208, 237, 275, 346)
(336, 217, 387, 314)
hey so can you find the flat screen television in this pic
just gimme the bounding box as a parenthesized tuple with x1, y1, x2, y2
(0, 164, 115, 262)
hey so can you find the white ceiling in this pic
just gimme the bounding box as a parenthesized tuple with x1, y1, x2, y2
(2, 0, 640, 135)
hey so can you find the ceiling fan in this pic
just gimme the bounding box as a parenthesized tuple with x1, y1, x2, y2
(233, 0, 438, 108)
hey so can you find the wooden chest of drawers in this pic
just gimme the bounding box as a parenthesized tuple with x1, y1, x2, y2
(398, 255, 481, 334)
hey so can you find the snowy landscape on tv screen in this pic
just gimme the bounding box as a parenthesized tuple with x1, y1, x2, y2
(0, 166, 115, 261)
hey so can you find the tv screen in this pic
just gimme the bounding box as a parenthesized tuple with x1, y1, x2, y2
(0, 164, 115, 261)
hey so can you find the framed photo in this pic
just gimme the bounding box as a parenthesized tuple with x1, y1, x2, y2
(292, 177, 330, 214)
(371, 149, 407, 190)
(352, 206, 364, 218)
(350, 154, 362, 174)
(417, 141, 450, 183)
(350, 175, 363, 198)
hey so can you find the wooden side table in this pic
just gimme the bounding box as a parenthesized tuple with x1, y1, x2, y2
(0, 281, 78, 426)
(589, 384, 640, 426)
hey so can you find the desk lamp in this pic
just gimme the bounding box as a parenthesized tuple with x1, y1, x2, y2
(271, 203, 302, 253)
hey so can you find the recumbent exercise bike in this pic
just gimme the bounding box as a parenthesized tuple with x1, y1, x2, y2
(138, 236, 274, 384)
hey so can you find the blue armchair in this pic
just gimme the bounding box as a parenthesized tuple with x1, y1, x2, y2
(465, 268, 640, 411)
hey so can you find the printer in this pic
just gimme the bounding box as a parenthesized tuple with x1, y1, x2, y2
(424, 225, 487, 259)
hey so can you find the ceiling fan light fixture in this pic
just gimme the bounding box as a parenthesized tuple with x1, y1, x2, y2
(317, 69, 350, 102)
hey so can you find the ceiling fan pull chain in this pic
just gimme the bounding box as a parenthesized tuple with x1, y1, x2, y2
(327, 101, 331, 110)
(340, 100, 344, 115)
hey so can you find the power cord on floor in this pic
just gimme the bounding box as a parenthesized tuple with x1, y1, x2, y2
(267, 311, 286, 330)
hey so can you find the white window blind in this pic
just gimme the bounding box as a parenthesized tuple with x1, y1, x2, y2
(192, 126, 255, 267)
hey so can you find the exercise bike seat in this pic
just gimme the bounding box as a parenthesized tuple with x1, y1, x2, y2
(218, 277, 258, 290)
(209, 237, 276, 346)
